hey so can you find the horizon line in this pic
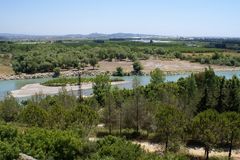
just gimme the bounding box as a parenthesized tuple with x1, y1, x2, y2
(1, 32, 240, 39)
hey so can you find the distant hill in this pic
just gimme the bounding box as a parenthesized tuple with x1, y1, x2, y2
(0, 33, 161, 41)
(1, 33, 239, 41)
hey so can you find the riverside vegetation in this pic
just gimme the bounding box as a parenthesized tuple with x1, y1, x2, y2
(0, 68, 240, 159)
(42, 77, 124, 86)
(1, 39, 240, 76)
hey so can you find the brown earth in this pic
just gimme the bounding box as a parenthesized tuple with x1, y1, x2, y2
(97, 58, 240, 74)
(0, 64, 14, 76)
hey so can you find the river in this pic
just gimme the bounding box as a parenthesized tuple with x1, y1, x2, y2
(1, 70, 240, 101)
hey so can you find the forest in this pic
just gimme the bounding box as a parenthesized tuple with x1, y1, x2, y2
(1, 39, 238, 74)
(0, 68, 240, 159)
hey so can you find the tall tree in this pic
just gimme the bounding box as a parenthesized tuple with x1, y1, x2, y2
(196, 68, 218, 113)
(155, 105, 186, 152)
(133, 77, 141, 133)
(112, 87, 124, 135)
(122, 94, 148, 134)
(93, 74, 111, 106)
(177, 74, 198, 115)
(215, 77, 227, 112)
(192, 109, 220, 160)
(89, 57, 98, 69)
(220, 112, 240, 159)
(103, 90, 117, 134)
(150, 68, 165, 85)
(227, 75, 240, 112)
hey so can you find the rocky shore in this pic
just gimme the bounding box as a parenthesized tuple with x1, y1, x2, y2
(1, 67, 240, 81)
(0, 69, 106, 80)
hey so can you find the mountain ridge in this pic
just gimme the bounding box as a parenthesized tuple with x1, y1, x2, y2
(0, 32, 160, 41)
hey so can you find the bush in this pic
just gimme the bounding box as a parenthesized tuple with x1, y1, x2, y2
(92, 136, 143, 160)
(53, 67, 61, 77)
(174, 51, 183, 59)
(0, 141, 19, 160)
(0, 125, 18, 141)
(132, 61, 143, 75)
(112, 67, 125, 76)
(19, 105, 48, 127)
(18, 128, 83, 160)
(0, 96, 20, 122)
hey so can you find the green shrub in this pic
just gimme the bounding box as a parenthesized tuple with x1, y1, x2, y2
(53, 67, 61, 77)
(0, 125, 18, 141)
(113, 67, 125, 76)
(0, 141, 19, 160)
(17, 128, 84, 160)
(92, 136, 143, 160)
(19, 105, 48, 127)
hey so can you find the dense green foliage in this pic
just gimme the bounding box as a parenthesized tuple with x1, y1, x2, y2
(1, 69, 240, 159)
(206, 39, 240, 50)
(155, 105, 187, 152)
(132, 61, 143, 75)
(182, 52, 240, 67)
(93, 74, 111, 106)
(0, 40, 225, 74)
(112, 67, 125, 76)
(150, 68, 165, 85)
(0, 126, 190, 160)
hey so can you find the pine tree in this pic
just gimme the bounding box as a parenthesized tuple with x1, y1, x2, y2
(192, 109, 220, 160)
(227, 76, 240, 112)
(215, 77, 227, 112)
(155, 105, 186, 152)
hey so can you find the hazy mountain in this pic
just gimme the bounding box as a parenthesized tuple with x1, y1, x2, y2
(0, 33, 160, 41)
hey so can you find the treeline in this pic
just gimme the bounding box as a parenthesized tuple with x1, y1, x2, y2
(0, 40, 221, 74)
(206, 39, 240, 51)
(182, 52, 240, 67)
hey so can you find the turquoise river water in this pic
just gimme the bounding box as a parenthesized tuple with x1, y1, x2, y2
(1, 70, 240, 101)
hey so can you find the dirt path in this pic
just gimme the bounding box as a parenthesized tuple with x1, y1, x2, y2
(188, 147, 240, 159)
(134, 141, 240, 159)
(88, 136, 240, 159)
(132, 141, 164, 153)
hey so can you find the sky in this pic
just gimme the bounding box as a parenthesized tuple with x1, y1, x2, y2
(0, 0, 240, 37)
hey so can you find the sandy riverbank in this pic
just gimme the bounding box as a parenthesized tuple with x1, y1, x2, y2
(11, 81, 128, 98)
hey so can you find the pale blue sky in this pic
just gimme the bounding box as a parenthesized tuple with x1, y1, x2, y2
(0, 0, 239, 37)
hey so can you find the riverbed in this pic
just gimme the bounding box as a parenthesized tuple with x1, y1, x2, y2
(1, 70, 240, 101)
